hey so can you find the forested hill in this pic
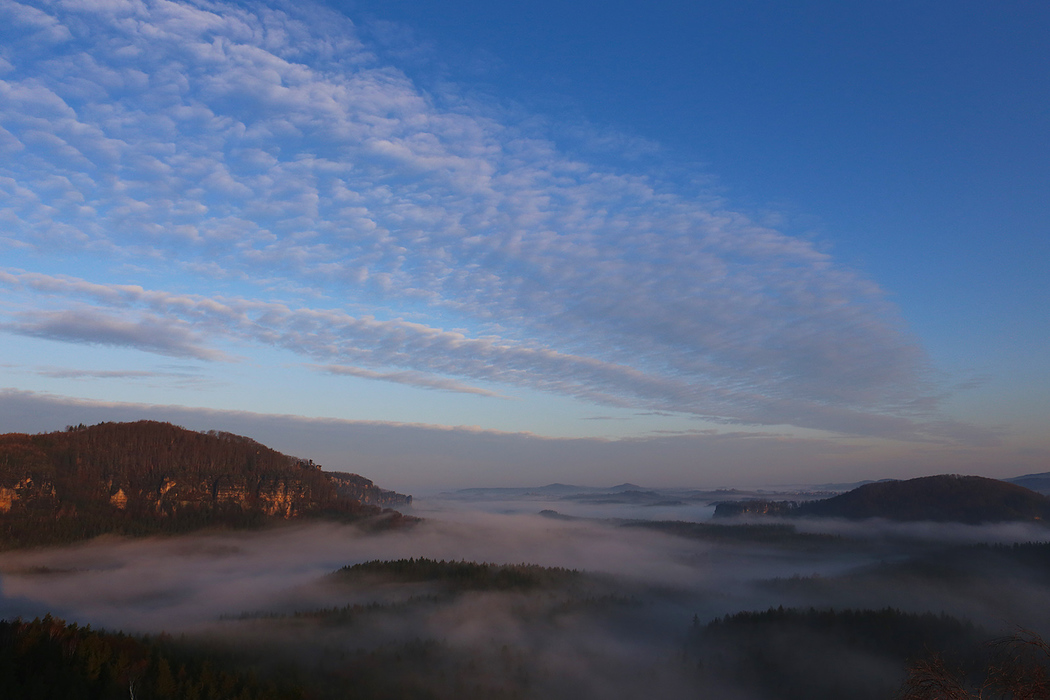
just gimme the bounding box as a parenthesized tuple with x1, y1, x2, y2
(715, 475, 1050, 524)
(0, 421, 413, 548)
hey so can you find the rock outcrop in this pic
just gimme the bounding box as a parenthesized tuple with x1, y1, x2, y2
(0, 421, 414, 548)
(713, 500, 799, 518)
(327, 471, 412, 507)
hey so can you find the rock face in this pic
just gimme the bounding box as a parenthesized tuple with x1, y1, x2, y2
(713, 500, 799, 518)
(327, 471, 412, 508)
(0, 421, 413, 548)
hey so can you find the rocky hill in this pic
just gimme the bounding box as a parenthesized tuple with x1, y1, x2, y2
(0, 421, 413, 548)
(715, 475, 1050, 524)
(328, 471, 412, 508)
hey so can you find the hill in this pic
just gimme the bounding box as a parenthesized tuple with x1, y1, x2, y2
(715, 475, 1050, 524)
(0, 421, 413, 548)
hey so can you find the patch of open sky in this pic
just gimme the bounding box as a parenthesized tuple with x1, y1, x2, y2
(341, 0, 1050, 376)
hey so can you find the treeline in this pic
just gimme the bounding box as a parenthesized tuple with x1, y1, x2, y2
(330, 558, 581, 591)
(0, 616, 302, 700)
(621, 519, 842, 547)
(1, 422, 311, 482)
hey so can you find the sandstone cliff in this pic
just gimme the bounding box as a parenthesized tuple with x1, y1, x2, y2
(0, 421, 414, 548)
(327, 471, 412, 508)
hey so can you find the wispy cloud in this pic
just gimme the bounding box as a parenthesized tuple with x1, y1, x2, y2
(0, 0, 944, 438)
(33, 366, 210, 385)
(0, 389, 1021, 490)
(313, 363, 506, 398)
(7, 308, 228, 361)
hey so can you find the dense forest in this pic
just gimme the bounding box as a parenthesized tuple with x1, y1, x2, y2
(0, 616, 302, 700)
(689, 607, 984, 700)
(9, 593, 1046, 700)
(329, 558, 583, 592)
(0, 421, 414, 549)
(690, 607, 1050, 700)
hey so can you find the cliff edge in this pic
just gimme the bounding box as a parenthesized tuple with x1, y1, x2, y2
(0, 420, 414, 548)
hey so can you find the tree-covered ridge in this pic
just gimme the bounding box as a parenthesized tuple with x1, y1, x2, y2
(715, 474, 1050, 524)
(0, 616, 302, 700)
(0, 421, 414, 549)
(329, 558, 582, 591)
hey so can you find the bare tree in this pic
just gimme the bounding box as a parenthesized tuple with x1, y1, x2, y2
(899, 630, 1050, 700)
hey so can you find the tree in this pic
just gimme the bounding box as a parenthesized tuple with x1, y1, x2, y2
(899, 630, 1050, 700)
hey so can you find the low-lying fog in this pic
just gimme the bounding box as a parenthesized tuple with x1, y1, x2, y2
(3, 492, 1050, 699)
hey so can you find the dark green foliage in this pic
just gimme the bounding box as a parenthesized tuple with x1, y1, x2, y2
(0, 616, 302, 700)
(329, 558, 580, 591)
(690, 607, 984, 700)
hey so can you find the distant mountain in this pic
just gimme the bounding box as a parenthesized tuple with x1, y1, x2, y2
(1005, 472, 1050, 495)
(0, 420, 413, 548)
(715, 475, 1050, 524)
(607, 483, 643, 492)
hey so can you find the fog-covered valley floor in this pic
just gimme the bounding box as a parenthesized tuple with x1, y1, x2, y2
(3, 492, 1050, 699)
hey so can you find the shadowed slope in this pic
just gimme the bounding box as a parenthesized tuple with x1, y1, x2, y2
(716, 475, 1050, 524)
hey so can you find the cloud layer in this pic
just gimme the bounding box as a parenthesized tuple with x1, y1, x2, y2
(0, 389, 1025, 490)
(0, 0, 938, 436)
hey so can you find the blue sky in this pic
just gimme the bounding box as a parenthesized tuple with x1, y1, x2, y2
(0, 0, 1046, 488)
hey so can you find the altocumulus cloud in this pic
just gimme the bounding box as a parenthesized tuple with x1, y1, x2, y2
(0, 0, 941, 437)
(9, 308, 228, 361)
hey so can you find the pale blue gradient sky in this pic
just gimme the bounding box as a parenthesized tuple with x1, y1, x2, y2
(0, 0, 1046, 487)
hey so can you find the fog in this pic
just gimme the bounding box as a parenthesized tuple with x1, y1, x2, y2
(3, 494, 1050, 699)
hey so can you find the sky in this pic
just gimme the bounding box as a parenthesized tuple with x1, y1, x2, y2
(0, 0, 1047, 489)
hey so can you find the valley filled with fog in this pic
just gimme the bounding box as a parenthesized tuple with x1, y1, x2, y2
(4, 486, 1050, 699)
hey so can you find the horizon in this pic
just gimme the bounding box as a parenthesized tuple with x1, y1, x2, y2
(1, 0, 1047, 489)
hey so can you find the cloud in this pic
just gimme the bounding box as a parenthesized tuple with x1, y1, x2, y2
(0, 389, 1024, 490)
(0, 267, 965, 441)
(7, 308, 228, 361)
(32, 366, 211, 387)
(0, 0, 945, 436)
(313, 363, 506, 398)
(35, 368, 165, 379)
